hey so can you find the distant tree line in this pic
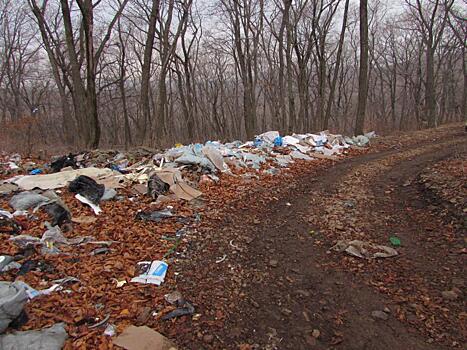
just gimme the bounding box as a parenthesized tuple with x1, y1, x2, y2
(0, 0, 464, 150)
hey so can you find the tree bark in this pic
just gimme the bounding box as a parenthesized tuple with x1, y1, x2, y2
(324, 0, 350, 130)
(60, 0, 89, 146)
(355, 0, 369, 135)
(463, 47, 466, 124)
(425, 45, 436, 127)
(117, 19, 132, 149)
(139, 0, 160, 144)
(28, 0, 75, 145)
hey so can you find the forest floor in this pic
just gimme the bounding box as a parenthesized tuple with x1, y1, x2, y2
(171, 124, 466, 350)
(0, 124, 465, 350)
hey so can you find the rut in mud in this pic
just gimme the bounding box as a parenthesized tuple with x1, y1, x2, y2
(174, 127, 466, 349)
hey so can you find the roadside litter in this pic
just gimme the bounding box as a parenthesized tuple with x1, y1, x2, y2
(8, 191, 72, 229)
(162, 291, 195, 320)
(18, 260, 55, 276)
(0, 183, 17, 196)
(9, 224, 97, 254)
(9, 192, 50, 211)
(215, 255, 227, 263)
(161, 301, 195, 321)
(147, 174, 170, 199)
(51, 153, 77, 172)
(113, 325, 177, 350)
(344, 131, 375, 147)
(0, 281, 28, 333)
(1, 130, 375, 208)
(101, 188, 117, 201)
(43, 202, 71, 228)
(104, 324, 116, 336)
(69, 175, 105, 205)
(75, 194, 102, 215)
(131, 261, 168, 285)
(150, 168, 202, 201)
(88, 314, 110, 329)
(41, 222, 95, 246)
(0, 256, 21, 272)
(0, 322, 68, 350)
(0, 211, 21, 234)
(15, 277, 79, 300)
(0, 128, 376, 346)
(136, 209, 173, 222)
(8, 235, 41, 248)
(8, 167, 121, 191)
(389, 236, 401, 247)
(91, 247, 111, 255)
(72, 216, 97, 224)
(331, 240, 398, 259)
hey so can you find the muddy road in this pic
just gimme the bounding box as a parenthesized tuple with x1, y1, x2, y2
(171, 127, 465, 350)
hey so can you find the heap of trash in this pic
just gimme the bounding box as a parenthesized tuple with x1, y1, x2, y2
(1, 130, 375, 202)
(0, 129, 375, 348)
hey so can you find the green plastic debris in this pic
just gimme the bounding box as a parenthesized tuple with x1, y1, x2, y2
(389, 236, 401, 247)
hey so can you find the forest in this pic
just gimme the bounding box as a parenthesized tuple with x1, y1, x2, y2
(0, 0, 465, 151)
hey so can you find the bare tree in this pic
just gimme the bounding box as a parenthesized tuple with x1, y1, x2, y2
(0, 0, 464, 153)
(116, 18, 132, 148)
(136, 0, 160, 143)
(447, 4, 466, 123)
(405, 0, 455, 127)
(219, 0, 264, 139)
(324, 0, 350, 130)
(355, 0, 368, 135)
(30, 0, 129, 148)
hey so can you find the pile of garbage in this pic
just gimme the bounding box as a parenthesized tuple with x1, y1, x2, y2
(0, 281, 68, 349)
(2, 130, 375, 204)
(0, 129, 374, 348)
(2, 129, 376, 199)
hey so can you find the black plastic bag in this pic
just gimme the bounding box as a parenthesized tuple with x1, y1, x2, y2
(43, 203, 71, 228)
(50, 154, 77, 173)
(147, 174, 170, 199)
(68, 175, 104, 205)
(135, 209, 173, 222)
(0, 214, 21, 235)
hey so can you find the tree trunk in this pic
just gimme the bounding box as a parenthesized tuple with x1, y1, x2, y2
(117, 20, 132, 149)
(278, 1, 287, 133)
(243, 79, 256, 139)
(462, 46, 466, 124)
(425, 45, 436, 127)
(80, 0, 100, 148)
(139, 0, 160, 144)
(156, 73, 168, 143)
(354, 0, 368, 135)
(400, 73, 408, 131)
(316, 41, 326, 130)
(60, 0, 89, 147)
(324, 0, 349, 130)
(390, 67, 397, 129)
(285, 1, 295, 132)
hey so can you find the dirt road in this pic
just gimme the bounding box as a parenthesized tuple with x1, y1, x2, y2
(171, 126, 465, 349)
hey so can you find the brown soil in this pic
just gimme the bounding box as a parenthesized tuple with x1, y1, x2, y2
(172, 126, 466, 349)
(1, 124, 464, 349)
